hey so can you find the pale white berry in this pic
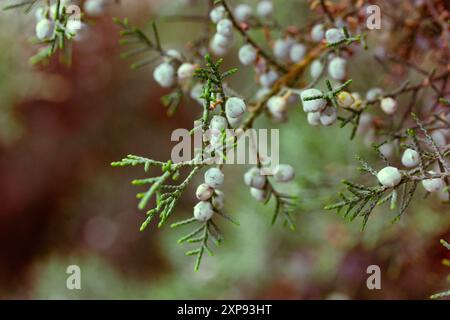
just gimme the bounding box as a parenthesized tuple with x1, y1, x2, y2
(205, 167, 224, 188)
(422, 173, 444, 193)
(431, 130, 447, 148)
(217, 19, 234, 37)
(165, 49, 183, 62)
(348, 92, 363, 110)
(36, 19, 55, 40)
(193, 201, 214, 222)
(259, 70, 279, 88)
(352, 92, 362, 100)
(190, 83, 203, 104)
(271, 112, 287, 123)
(212, 190, 225, 210)
(209, 131, 223, 150)
(401, 149, 420, 168)
(84, 0, 107, 17)
(311, 24, 325, 42)
(244, 167, 266, 189)
(210, 115, 228, 131)
(226, 115, 242, 128)
(274, 164, 295, 182)
(256, 0, 274, 19)
(35, 7, 45, 21)
(255, 87, 271, 100)
(210, 38, 229, 56)
(196, 183, 214, 201)
(320, 106, 338, 126)
(225, 97, 247, 118)
(289, 43, 306, 62)
(238, 44, 257, 65)
(301, 88, 327, 112)
(366, 88, 383, 102)
(66, 19, 83, 36)
(310, 60, 324, 78)
(336, 91, 355, 108)
(177, 63, 197, 81)
(210, 6, 226, 23)
(273, 38, 291, 60)
(328, 57, 347, 81)
(380, 97, 398, 115)
(379, 142, 394, 159)
(377, 166, 402, 187)
(153, 62, 175, 88)
(212, 33, 234, 48)
(234, 4, 252, 22)
(307, 112, 321, 126)
(325, 28, 345, 44)
(267, 96, 287, 115)
(250, 187, 268, 202)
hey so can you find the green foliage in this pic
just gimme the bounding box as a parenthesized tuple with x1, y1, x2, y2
(326, 116, 450, 229)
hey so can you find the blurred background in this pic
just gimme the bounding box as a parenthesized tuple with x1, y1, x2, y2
(0, 0, 449, 299)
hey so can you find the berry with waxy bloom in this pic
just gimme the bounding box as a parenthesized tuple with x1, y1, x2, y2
(310, 59, 324, 78)
(212, 190, 225, 210)
(311, 24, 325, 42)
(380, 97, 398, 114)
(401, 148, 420, 168)
(307, 112, 321, 126)
(377, 166, 402, 187)
(422, 173, 445, 193)
(210, 38, 229, 56)
(35, 7, 45, 21)
(205, 167, 224, 188)
(165, 49, 183, 62)
(234, 4, 252, 22)
(289, 43, 306, 62)
(212, 33, 234, 48)
(217, 19, 234, 37)
(238, 44, 257, 65)
(193, 201, 214, 222)
(36, 18, 55, 40)
(267, 96, 287, 115)
(190, 83, 203, 104)
(177, 63, 197, 81)
(431, 130, 447, 148)
(320, 106, 337, 126)
(366, 87, 383, 102)
(256, 0, 274, 19)
(225, 97, 247, 118)
(196, 183, 214, 201)
(274, 164, 295, 182)
(336, 91, 355, 108)
(273, 38, 291, 60)
(301, 88, 327, 112)
(328, 57, 347, 81)
(210, 6, 226, 23)
(226, 115, 242, 128)
(250, 187, 268, 202)
(153, 62, 175, 88)
(379, 142, 394, 159)
(244, 167, 266, 189)
(259, 70, 279, 88)
(325, 28, 345, 44)
(210, 115, 228, 131)
(84, 0, 107, 17)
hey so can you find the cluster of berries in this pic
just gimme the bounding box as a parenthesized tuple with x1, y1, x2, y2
(244, 164, 295, 202)
(194, 168, 225, 222)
